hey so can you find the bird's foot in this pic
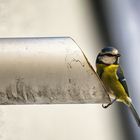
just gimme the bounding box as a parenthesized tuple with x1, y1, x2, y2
(102, 97, 117, 109)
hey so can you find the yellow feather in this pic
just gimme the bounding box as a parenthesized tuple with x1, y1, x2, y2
(97, 64, 130, 105)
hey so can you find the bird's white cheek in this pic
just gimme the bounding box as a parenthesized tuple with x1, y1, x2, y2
(101, 56, 116, 64)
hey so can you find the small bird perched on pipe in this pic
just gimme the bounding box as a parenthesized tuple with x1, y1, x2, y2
(96, 47, 140, 127)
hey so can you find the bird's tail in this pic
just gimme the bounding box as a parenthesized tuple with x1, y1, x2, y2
(129, 103, 140, 127)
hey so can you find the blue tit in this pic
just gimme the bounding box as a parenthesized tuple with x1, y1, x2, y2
(96, 47, 140, 127)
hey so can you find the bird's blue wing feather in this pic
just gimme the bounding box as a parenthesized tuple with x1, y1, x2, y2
(117, 66, 129, 96)
(96, 64, 104, 78)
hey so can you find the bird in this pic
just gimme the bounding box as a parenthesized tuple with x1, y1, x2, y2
(96, 47, 140, 127)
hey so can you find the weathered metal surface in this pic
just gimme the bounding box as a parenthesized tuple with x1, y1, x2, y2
(0, 37, 110, 104)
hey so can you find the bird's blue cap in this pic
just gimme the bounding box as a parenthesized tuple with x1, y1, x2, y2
(100, 47, 121, 56)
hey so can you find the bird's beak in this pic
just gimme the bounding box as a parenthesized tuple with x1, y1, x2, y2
(117, 53, 121, 57)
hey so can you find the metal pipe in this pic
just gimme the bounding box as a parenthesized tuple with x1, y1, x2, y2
(0, 37, 110, 104)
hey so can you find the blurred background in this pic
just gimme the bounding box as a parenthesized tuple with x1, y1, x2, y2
(0, 0, 139, 140)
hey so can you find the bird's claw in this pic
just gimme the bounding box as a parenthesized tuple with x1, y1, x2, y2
(102, 97, 117, 109)
(102, 104, 110, 109)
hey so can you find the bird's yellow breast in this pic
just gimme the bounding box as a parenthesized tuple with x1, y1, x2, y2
(102, 65, 118, 82)
(98, 64, 128, 100)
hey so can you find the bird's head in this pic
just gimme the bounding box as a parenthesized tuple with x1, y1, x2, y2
(96, 47, 121, 65)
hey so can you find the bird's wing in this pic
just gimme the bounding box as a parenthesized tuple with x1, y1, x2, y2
(96, 64, 104, 78)
(117, 66, 129, 96)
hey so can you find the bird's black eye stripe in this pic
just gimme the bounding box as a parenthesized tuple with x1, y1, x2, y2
(106, 54, 114, 57)
(100, 53, 115, 57)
